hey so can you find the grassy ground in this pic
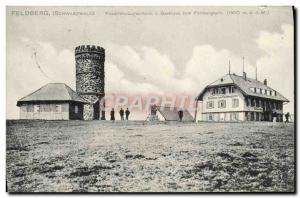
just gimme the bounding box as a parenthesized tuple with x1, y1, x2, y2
(6, 120, 295, 192)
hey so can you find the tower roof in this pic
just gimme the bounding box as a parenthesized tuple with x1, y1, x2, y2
(197, 74, 289, 102)
(17, 83, 89, 106)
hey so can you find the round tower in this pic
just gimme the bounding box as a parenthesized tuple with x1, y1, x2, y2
(75, 45, 105, 120)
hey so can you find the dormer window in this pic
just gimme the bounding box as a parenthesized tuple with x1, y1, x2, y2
(229, 86, 235, 94)
(221, 87, 226, 94)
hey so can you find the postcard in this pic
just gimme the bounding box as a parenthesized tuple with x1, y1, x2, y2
(6, 6, 295, 192)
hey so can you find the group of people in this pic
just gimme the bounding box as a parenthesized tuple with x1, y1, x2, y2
(110, 108, 130, 120)
(109, 108, 184, 121)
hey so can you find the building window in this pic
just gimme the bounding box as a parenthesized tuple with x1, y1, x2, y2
(55, 105, 62, 112)
(278, 103, 282, 110)
(207, 101, 214, 109)
(245, 112, 249, 121)
(251, 99, 255, 107)
(231, 112, 239, 121)
(221, 87, 226, 94)
(213, 88, 218, 95)
(265, 89, 267, 95)
(208, 114, 213, 121)
(27, 105, 34, 112)
(270, 91, 272, 96)
(256, 112, 260, 121)
(229, 86, 235, 94)
(250, 112, 255, 121)
(254, 88, 257, 93)
(218, 100, 226, 108)
(232, 99, 239, 108)
(75, 105, 79, 113)
(247, 98, 251, 107)
(34, 105, 40, 113)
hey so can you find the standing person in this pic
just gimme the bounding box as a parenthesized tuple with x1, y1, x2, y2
(178, 109, 183, 122)
(125, 108, 130, 120)
(110, 108, 115, 121)
(285, 112, 290, 123)
(119, 108, 124, 120)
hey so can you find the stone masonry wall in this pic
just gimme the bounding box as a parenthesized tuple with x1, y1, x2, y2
(75, 45, 105, 120)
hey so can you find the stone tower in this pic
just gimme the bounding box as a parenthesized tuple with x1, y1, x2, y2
(75, 45, 105, 120)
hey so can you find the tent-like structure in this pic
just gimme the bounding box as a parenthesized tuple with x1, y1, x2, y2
(156, 106, 194, 122)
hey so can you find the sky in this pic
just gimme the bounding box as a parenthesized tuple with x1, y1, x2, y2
(6, 6, 294, 119)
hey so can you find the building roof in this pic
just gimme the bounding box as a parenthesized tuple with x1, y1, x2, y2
(197, 73, 289, 102)
(17, 83, 88, 106)
(156, 106, 194, 121)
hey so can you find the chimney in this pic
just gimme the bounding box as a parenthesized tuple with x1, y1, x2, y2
(263, 79, 267, 85)
(243, 72, 247, 80)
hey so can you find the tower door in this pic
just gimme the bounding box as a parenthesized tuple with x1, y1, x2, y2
(93, 101, 100, 120)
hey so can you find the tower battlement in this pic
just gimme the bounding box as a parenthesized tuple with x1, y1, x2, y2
(75, 45, 105, 55)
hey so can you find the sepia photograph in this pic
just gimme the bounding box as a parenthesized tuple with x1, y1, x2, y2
(6, 6, 295, 193)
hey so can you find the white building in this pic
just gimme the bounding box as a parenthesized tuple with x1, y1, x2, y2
(17, 83, 88, 120)
(195, 72, 289, 122)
